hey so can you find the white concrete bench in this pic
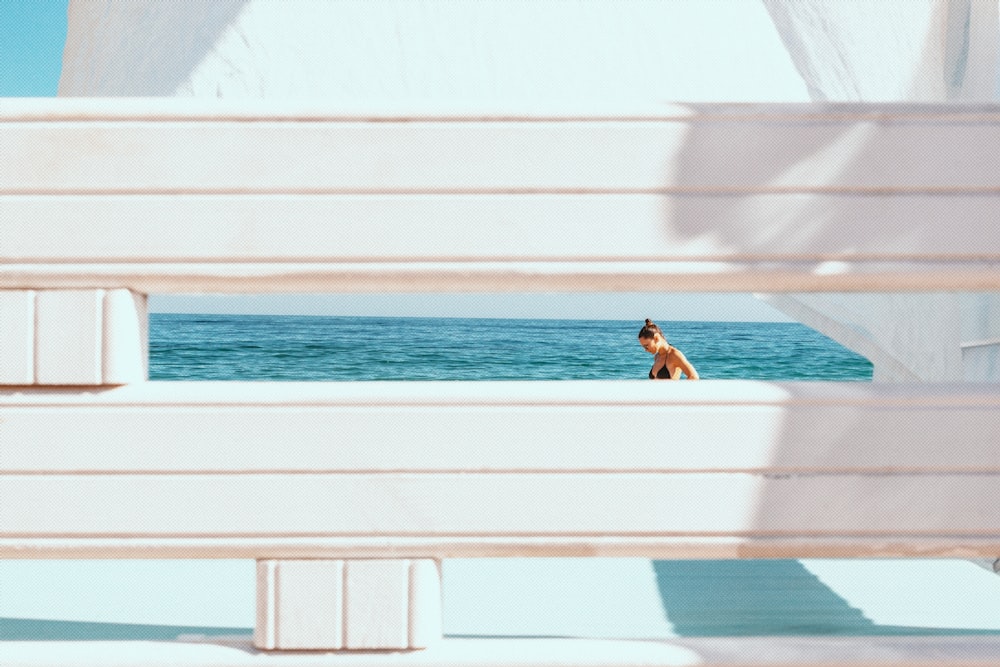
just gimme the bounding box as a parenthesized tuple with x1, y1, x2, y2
(2, 99, 1000, 665)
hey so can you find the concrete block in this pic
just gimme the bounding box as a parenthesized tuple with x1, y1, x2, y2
(409, 559, 442, 648)
(102, 289, 147, 384)
(0, 290, 34, 384)
(255, 559, 440, 651)
(344, 560, 410, 650)
(255, 560, 344, 650)
(35, 290, 103, 385)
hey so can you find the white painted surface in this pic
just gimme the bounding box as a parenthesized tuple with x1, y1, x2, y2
(255, 560, 344, 650)
(41, 0, 1000, 383)
(254, 561, 277, 649)
(0, 291, 34, 383)
(9, 112, 1000, 193)
(765, 1, 946, 101)
(57, 0, 803, 101)
(3, 382, 998, 558)
(1, 637, 708, 667)
(254, 558, 439, 650)
(8, 537, 1000, 561)
(761, 0, 1000, 381)
(343, 561, 411, 650)
(1, 381, 999, 473)
(9, 3, 995, 659)
(17, 289, 146, 386)
(101, 289, 148, 384)
(33, 290, 103, 385)
(5, 472, 1000, 539)
(765, 0, 999, 102)
(4, 105, 1000, 295)
(409, 560, 442, 649)
(761, 293, 966, 381)
(4, 192, 1000, 261)
(963, 341, 1000, 380)
(9, 260, 1000, 294)
(12, 635, 1000, 667)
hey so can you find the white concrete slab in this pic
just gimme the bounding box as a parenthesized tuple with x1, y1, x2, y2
(34, 290, 103, 385)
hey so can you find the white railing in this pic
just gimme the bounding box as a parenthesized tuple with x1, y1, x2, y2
(3, 99, 1000, 665)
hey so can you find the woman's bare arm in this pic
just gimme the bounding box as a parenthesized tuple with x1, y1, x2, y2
(670, 349, 699, 380)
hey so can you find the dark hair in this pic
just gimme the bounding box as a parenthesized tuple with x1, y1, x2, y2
(638, 318, 665, 341)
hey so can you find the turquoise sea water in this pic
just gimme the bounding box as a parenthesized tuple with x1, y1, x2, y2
(149, 315, 873, 381)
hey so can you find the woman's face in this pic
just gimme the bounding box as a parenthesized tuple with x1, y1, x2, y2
(638, 335, 658, 354)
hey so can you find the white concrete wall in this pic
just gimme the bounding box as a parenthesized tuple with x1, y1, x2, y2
(58, 0, 806, 101)
(54, 0, 1000, 380)
(762, 0, 1000, 380)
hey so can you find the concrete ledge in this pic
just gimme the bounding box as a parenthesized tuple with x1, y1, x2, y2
(5, 636, 1000, 667)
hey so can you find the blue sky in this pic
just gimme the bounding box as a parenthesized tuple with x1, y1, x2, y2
(0, 1, 791, 321)
(0, 0, 68, 96)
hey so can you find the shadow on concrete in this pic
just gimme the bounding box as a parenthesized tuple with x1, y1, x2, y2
(653, 560, 1000, 637)
(0, 617, 248, 641)
(59, 0, 251, 95)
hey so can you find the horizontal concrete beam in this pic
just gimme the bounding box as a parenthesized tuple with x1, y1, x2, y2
(5, 195, 997, 263)
(7, 98, 1000, 120)
(5, 260, 1000, 293)
(2, 382, 1000, 558)
(5, 104, 1000, 193)
(4, 103, 1000, 292)
(1, 381, 999, 473)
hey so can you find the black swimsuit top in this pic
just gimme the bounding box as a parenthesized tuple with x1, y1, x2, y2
(649, 352, 675, 380)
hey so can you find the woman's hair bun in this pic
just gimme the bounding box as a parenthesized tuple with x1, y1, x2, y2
(645, 318, 653, 326)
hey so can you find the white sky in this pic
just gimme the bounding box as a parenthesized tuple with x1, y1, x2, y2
(150, 292, 794, 322)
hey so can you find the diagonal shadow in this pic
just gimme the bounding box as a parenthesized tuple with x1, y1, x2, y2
(0, 617, 249, 641)
(59, 0, 251, 95)
(653, 560, 1000, 637)
(654, 560, 871, 637)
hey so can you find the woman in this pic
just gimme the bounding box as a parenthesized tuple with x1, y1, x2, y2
(637, 319, 699, 380)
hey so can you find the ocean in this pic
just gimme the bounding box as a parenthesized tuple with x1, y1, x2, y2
(149, 314, 873, 382)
